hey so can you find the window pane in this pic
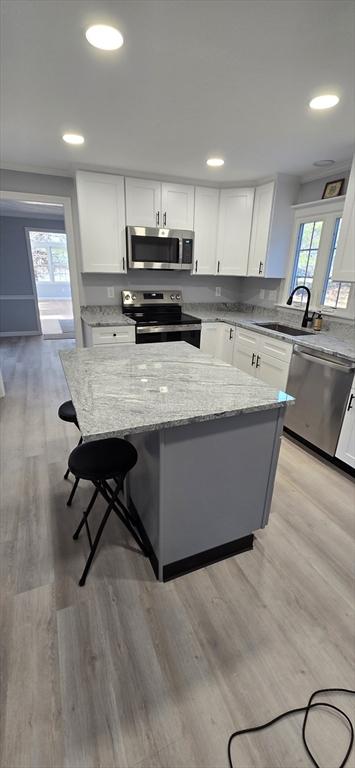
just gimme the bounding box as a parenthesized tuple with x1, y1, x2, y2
(322, 218, 350, 310)
(290, 220, 323, 303)
(32, 247, 50, 281)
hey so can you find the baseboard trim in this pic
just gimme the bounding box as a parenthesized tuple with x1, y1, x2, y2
(162, 534, 254, 582)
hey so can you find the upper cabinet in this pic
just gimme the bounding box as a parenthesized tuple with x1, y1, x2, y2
(332, 156, 355, 282)
(125, 178, 161, 228)
(193, 187, 219, 274)
(76, 171, 126, 273)
(125, 178, 194, 230)
(161, 182, 195, 229)
(216, 188, 255, 275)
(247, 175, 300, 278)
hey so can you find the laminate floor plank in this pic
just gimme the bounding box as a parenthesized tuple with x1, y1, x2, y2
(0, 337, 354, 768)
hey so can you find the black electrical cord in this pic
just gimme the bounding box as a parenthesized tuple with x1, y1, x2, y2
(228, 688, 355, 768)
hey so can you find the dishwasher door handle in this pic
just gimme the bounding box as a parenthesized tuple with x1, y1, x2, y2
(293, 348, 355, 373)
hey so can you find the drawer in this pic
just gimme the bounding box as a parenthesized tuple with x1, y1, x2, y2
(91, 325, 135, 345)
(235, 327, 260, 352)
(257, 333, 292, 363)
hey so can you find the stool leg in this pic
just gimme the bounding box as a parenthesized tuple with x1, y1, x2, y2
(73, 486, 99, 540)
(67, 476, 80, 507)
(78, 483, 119, 587)
(64, 435, 82, 481)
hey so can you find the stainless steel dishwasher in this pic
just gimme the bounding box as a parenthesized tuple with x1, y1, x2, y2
(285, 345, 355, 456)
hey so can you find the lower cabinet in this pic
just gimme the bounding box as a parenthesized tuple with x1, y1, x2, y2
(233, 327, 292, 391)
(336, 385, 355, 468)
(200, 322, 292, 392)
(83, 324, 136, 346)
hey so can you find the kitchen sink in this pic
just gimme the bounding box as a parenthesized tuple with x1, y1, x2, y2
(254, 322, 316, 336)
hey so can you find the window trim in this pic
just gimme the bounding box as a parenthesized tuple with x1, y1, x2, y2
(26, 227, 70, 284)
(282, 200, 355, 320)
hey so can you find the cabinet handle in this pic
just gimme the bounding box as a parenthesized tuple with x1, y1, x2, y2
(251, 352, 256, 366)
(122, 256, 125, 271)
(163, 212, 167, 226)
(258, 261, 263, 274)
(195, 259, 198, 273)
(229, 328, 233, 340)
(156, 211, 160, 226)
(256, 354, 261, 368)
(348, 393, 354, 411)
(217, 260, 220, 273)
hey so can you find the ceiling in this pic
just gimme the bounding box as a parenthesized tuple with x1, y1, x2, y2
(0, 199, 64, 219)
(0, 0, 354, 182)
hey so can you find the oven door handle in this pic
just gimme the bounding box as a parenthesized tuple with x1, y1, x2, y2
(137, 324, 201, 334)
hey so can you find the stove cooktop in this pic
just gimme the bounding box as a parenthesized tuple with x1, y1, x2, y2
(125, 311, 200, 327)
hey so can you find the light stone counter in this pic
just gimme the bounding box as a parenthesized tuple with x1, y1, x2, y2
(60, 341, 293, 442)
(81, 305, 135, 327)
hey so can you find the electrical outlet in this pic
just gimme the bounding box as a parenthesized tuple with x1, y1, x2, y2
(215, 286, 221, 297)
(107, 286, 115, 299)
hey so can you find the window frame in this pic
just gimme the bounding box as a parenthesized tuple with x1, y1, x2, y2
(282, 200, 355, 319)
(26, 228, 70, 284)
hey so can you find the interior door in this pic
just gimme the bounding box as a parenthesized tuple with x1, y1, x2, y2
(217, 188, 255, 275)
(125, 178, 162, 228)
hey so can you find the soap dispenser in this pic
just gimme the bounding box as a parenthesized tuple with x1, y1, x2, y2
(313, 312, 323, 332)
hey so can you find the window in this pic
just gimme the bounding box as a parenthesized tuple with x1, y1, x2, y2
(286, 203, 354, 317)
(29, 231, 70, 283)
(322, 218, 352, 310)
(290, 220, 323, 303)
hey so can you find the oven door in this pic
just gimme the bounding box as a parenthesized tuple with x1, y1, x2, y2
(136, 325, 201, 347)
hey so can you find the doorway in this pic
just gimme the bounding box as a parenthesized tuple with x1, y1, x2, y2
(27, 227, 74, 338)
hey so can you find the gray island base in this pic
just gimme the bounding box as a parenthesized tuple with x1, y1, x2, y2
(60, 342, 293, 582)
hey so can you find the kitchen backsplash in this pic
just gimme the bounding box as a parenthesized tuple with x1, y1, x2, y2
(81, 272, 242, 305)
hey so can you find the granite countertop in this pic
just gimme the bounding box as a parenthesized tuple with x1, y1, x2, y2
(60, 341, 293, 441)
(184, 304, 355, 363)
(81, 306, 135, 327)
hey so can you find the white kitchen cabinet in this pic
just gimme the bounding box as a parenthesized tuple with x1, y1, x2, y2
(217, 323, 236, 364)
(199, 322, 221, 357)
(76, 171, 126, 273)
(333, 156, 355, 282)
(233, 327, 292, 390)
(193, 187, 219, 274)
(336, 382, 355, 467)
(125, 178, 194, 230)
(161, 182, 195, 229)
(83, 323, 135, 347)
(216, 188, 255, 275)
(125, 177, 162, 227)
(247, 175, 300, 278)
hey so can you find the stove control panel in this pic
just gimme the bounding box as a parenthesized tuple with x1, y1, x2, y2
(122, 290, 183, 307)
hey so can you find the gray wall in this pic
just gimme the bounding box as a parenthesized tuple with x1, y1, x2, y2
(297, 169, 350, 204)
(0, 215, 65, 334)
(81, 271, 241, 306)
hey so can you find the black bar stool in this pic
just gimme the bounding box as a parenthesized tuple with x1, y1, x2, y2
(68, 437, 149, 586)
(58, 399, 82, 506)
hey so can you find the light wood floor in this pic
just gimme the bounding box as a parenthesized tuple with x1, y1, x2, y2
(0, 337, 354, 768)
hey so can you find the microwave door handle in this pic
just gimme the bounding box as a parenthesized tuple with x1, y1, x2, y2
(178, 238, 183, 268)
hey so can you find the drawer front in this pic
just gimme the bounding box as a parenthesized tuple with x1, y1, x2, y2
(235, 327, 260, 352)
(92, 326, 135, 345)
(257, 333, 292, 363)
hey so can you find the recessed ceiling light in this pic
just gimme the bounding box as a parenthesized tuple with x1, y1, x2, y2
(85, 24, 124, 50)
(309, 94, 339, 110)
(313, 160, 335, 167)
(207, 157, 224, 167)
(62, 133, 85, 145)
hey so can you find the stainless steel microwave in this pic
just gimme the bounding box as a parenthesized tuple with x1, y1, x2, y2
(126, 226, 194, 270)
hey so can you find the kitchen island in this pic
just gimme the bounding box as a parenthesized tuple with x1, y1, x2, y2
(60, 342, 293, 581)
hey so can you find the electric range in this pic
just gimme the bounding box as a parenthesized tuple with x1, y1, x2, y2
(121, 290, 201, 347)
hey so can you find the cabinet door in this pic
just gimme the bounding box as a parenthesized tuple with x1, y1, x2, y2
(161, 183, 195, 229)
(199, 322, 220, 357)
(216, 188, 255, 275)
(77, 172, 126, 273)
(193, 187, 219, 274)
(336, 389, 355, 467)
(255, 352, 290, 391)
(332, 156, 355, 282)
(91, 326, 136, 345)
(125, 177, 162, 228)
(217, 324, 235, 364)
(247, 182, 274, 277)
(233, 344, 256, 376)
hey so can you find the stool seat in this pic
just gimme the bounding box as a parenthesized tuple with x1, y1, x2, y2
(58, 399, 79, 428)
(68, 438, 137, 481)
